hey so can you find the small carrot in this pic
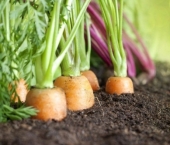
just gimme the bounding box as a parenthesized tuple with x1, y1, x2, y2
(11, 79, 29, 103)
(96, 1, 134, 95)
(25, 87, 67, 121)
(54, 75, 95, 111)
(81, 70, 100, 91)
(105, 76, 134, 95)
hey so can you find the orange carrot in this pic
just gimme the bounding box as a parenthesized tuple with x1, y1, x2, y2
(54, 75, 95, 111)
(81, 70, 100, 91)
(11, 79, 29, 103)
(105, 77, 134, 95)
(25, 87, 67, 121)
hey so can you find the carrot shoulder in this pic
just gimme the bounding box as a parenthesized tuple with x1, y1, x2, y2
(81, 70, 100, 91)
(105, 77, 134, 95)
(25, 87, 67, 121)
(54, 75, 95, 111)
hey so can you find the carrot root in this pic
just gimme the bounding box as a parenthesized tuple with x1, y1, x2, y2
(11, 79, 29, 103)
(105, 77, 134, 95)
(54, 75, 95, 111)
(25, 87, 67, 121)
(81, 70, 100, 91)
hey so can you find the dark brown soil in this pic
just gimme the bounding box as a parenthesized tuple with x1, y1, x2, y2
(0, 62, 170, 145)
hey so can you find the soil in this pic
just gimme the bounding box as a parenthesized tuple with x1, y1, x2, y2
(0, 62, 170, 145)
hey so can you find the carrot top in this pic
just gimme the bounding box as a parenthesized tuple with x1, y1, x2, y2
(0, 0, 91, 122)
(59, 1, 92, 76)
(34, 0, 91, 87)
(98, 0, 127, 77)
(0, 0, 44, 122)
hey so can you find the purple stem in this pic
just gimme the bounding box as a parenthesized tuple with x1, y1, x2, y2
(87, 4, 107, 40)
(123, 31, 155, 79)
(90, 25, 112, 66)
(123, 14, 155, 70)
(123, 40, 136, 77)
(87, 1, 155, 80)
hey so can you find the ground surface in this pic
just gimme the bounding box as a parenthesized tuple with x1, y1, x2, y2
(0, 62, 170, 145)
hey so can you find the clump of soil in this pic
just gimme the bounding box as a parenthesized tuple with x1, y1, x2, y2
(0, 62, 170, 145)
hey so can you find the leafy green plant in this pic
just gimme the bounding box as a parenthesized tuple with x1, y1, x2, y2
(93, 0, 134, 95)
(0, 0, 49, 122)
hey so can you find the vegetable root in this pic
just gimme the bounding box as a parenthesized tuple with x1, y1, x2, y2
(81, 70, 100, 91)
(54, 75, 95, 111)
(105, 77, 134, 95)
(25, 87, 67, 121)
(11, 79, 28, 103)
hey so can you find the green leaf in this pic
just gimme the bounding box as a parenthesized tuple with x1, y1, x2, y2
(10, 2, 28, 19)
(1, 105, 38, 122)
(34, 10, 47, 40)
(0, 0, 9, 16)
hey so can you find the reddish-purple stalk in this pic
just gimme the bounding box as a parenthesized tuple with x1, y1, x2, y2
(87, 4, 106, 41)
(90, 25, 112, 66)
(123, 37, 136, 77)
(123, 31, 155, 81)
(123, 14, 155, 80)
(87, 2, 155, 83)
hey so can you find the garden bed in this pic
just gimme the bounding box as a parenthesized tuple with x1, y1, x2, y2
(0, 62, 170, 145)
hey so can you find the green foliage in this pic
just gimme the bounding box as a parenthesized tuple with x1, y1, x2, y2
(98, 0, 127, 77)
(0, 0, 47, 122)
(0, 105, 38, 122)
(0, 0, 92, 122)
(90, 50, 105, 68)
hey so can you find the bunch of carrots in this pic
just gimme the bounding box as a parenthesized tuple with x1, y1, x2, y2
(0, 0, 154, 122)
(1, 0, 99, 122)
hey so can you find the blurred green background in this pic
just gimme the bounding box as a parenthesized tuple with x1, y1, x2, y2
(124, 0, 170, 62)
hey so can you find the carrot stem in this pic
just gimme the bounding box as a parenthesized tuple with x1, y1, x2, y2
(80, 13, 91, 71)
(98, 0, 127, 77)
(56, 0, 91, 77)
(34, 0, 74, 88)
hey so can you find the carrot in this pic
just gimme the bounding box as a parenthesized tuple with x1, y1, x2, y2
(25, 87, 67, 121)
(24, 1, 91, 121)
(105, 76, 134, 95)
(11, 79, 29, 103)
(81, 70, 100, 91)
(54, 75, 95, 111)
(97, 1, 134, 95)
